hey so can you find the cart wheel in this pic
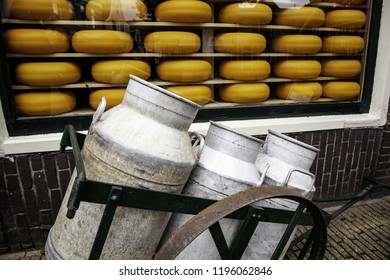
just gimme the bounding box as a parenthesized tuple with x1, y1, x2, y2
(154, 185, 327, 260)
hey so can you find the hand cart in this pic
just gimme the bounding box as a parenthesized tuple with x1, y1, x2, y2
(59, 125, 390, 260)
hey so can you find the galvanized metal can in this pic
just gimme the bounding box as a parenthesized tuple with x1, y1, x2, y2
(161, 121, 264, 259)
(246, 129, 319, 259)
(46, 76, 200, 259)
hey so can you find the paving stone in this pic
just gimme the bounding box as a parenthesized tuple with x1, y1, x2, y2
(285, 196, 390, 260)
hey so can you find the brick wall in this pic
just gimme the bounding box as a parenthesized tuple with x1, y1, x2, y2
(375, 122, 390, 182)
(293, 128, 383, 199)
(0, 126, 389, 253)
(0, 152, 74, 253)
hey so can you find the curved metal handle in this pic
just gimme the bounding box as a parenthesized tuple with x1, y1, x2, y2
(257, 163, 270, 186)
(283, 168, 315, 195)
(89, 96, 106, 133)
(189, 131, 205, 160)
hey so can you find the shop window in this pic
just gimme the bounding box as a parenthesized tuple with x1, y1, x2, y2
(0, 0, 382, 136)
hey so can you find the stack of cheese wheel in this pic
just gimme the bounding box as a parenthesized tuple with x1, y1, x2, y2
(219, 83, 270, 103)
(321, 36, 364, 54)
(275, 82, 322, 101)
(86, 0, 147, 21)
(274, 7, 325, 28)
(144, 31, 201, 54)
(15, 62, 81, 86)
(322, 81, 360, 100)
(155, 0, 212, 23)
(157, 60, 212, 82)
(166, 85, 212, 105)
(5, 0, 74, 20)
(219, 60, 271, 81)
(273, 60, 322, 79)
(324, 10, 366, 29)
(321, 60, 362, 77)
(91, 60, 151, 84)
(71, 30, 133, 54)
(89, 88, 126, 110)
(271, 35, 322, 54)
(15, 91, 77, 116)
(214, 32, 266, 54)
(218, 2, 272, 25)
(4, 29, 70, 54)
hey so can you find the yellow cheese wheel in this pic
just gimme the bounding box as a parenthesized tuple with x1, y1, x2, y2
(324, 10, 366, 29)
(327, 0, 366, 5)
(219, 83, 270, 103)
(89, 88, 126, 110)
(5, 0, 74, 20)
(155, 1, 212, 23)
(322, 81, 360, 100)
(219, 3, 272, 25)
(91, 60, 151, 84)
(86, 0, 147, 21)
(15, 62, 81, 86)
(71, 30, 133, 54)
(275, 82, 322, 101)
(321, 60, 362, 77)
(271, 35, 322, 54)
(272, 60, 322, 79)
(321, 36, 364, 54)
(214, 32, 266, 54)
(219, 60, 271, 81)
(274, 7, 325, 28)
(4, 29, 70, 54)
(166, 85, 212, 105)
(157, 60, 212, 82)
(143, 31, 201, 54)
(15, 91, 76, 116)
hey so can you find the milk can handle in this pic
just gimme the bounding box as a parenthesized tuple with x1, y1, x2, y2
(283, 168, 315, 191)
(257, 163, 270, 186)
(90, 96, 106, 133)
(189, 131, 205, 160)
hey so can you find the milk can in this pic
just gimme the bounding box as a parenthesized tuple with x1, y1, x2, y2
(243, 129, 319, 259)
(46, 75, 200, 259)
(256, 129, 319, 198)
(160, 121, 264, 259)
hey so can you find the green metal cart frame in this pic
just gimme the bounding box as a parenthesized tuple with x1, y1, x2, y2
(59, 125, 389, 260)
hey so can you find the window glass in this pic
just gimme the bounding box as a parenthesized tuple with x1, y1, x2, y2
(0, 0, 381, 135)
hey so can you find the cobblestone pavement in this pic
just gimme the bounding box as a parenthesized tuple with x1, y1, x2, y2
(287, 195, 390, 260)
(0, 195, 389, 260)
(0, 248, 45, 260)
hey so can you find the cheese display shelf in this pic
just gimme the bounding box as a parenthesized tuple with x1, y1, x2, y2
(0, 0, 380, 135)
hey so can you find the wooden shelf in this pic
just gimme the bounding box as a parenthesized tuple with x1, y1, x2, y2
(7, 52, 363, 59)
(1, 19, 365, 33)
(17, 96, 349, 118)
(12, 76, 356, 91)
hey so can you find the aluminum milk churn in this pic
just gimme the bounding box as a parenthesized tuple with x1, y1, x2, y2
(161, 121, 264, 259)
(46, 75, 200, 259)
(256, 129, 319, 198)
(244, 129, 319, 259)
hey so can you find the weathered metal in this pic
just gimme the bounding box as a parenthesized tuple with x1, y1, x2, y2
(154, 186, 327, 260)
(160, 121, 264, 259)
(46, 76, 200, 259)
(256, 129, 319, 197)
(247, 129, 320, 259)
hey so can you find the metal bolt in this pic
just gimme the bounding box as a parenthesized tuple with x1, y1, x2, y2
(111, 195, 119, 202)
(252, 214, 261, 219)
